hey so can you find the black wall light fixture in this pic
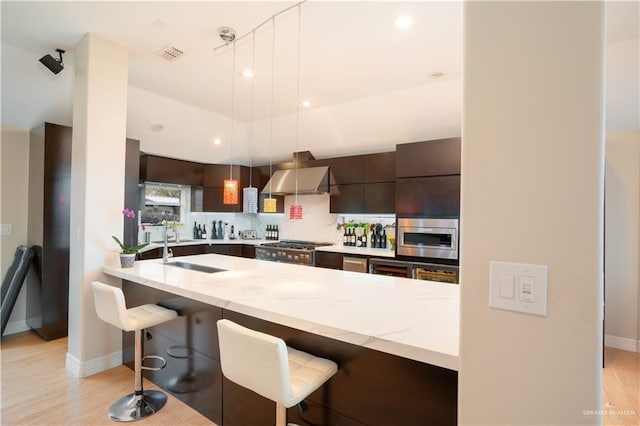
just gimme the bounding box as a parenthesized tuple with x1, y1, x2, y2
(39, 49, 65, 74)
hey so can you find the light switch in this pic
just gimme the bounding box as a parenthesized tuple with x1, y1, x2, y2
(489, 261, 548, 316)
(519, 275, 535, 302)
(499, 273, 515, 299)
(0, 224, 12, 236)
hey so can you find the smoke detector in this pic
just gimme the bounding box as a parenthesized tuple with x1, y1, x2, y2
(218, 27, 236, 43)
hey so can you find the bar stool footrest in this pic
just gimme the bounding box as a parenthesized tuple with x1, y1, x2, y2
(141, 354, 167, 371)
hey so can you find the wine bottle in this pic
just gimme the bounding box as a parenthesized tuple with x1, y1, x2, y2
(202, 224, 207, 239)
(193, 222, 198, 240)
(381, 229, 387, 249)
(197, 224, 202, 239)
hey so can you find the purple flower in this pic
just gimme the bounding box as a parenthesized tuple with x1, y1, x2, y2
(122, 208, 135, 219)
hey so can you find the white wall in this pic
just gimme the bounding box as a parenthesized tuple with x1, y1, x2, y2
(67, 34, 129, 377)
(0, 126, 30, 335)
(605, 133, 640, 352)
(460, 2, 604, 425)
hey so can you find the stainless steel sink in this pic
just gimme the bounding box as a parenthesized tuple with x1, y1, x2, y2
(165, 261, 227, 274)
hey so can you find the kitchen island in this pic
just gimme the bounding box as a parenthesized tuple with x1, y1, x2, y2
(103, 254, 459, 425)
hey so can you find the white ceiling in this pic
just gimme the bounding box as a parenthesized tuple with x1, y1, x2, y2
(1, 1, 638, 166)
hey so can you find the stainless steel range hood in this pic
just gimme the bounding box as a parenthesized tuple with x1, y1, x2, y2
(261, 166, 329, 195)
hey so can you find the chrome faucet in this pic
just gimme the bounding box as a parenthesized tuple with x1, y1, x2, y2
(162, 221, 176, 264)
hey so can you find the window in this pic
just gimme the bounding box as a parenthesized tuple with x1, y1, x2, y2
(141, 183, 190, 224)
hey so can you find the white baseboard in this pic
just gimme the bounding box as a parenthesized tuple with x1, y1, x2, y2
(2, 320, 30, 336)
(65, 350, 122, 378)
(605, 334, 639, 352)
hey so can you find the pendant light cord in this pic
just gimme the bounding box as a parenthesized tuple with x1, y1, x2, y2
(294, 3, 302, 206)
(229, 40, 236, 181)
(268, 17, 276, 198)
(248, 30, 255, 188)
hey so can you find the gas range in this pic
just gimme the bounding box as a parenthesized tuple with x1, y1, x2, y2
(255, 240, 331, 266)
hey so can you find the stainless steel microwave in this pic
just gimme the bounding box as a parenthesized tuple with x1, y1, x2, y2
(397, 218, 459, 260)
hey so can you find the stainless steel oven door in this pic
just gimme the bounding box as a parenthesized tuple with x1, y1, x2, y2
(397, 218, 459, 260)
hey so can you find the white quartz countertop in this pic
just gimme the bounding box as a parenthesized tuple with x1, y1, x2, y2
(141, 239, 268, 252)
(103, 254, 459, 370)
(316, 244, 395, 258)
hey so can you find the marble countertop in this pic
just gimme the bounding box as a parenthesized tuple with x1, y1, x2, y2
(141, 239, 268, 252)
(316, 244, 395, 258)
(103, 254, 459, 370)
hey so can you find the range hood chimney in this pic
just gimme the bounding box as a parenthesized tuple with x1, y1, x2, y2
(262, 166, 329, 195)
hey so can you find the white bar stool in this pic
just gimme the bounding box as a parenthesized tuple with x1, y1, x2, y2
(217, 319, 338, 426)
(91, 281, 177, 422)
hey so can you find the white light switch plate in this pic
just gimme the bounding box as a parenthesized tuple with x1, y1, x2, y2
(489, 261, 548, 316)
(0, 224, 12, 236)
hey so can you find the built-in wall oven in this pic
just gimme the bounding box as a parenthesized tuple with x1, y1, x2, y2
(397, 218, 459, 260)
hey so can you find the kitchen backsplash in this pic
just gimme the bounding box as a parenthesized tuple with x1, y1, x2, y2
(138, 193, 394, 244)
(279, 194, 338, 244)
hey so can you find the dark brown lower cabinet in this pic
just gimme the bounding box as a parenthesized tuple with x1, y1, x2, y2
(122, 281, 458, 426)
(205, 244, 243, 257)
(316, 251, 344, 270)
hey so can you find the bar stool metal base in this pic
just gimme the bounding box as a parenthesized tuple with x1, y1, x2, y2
(108, 390, 168, 422)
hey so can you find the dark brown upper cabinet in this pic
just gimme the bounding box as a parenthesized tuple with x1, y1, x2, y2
(204, 164, 243, 187)
(364, 151, 396, 183)
(395, 175, 461, 217)
(364, 182, 395, 213)
(395, 137, 461, 178)
(327, 155, 366, 185)
(140, 154, 203, 186)
(202, 165, 263, 213)
(330, 184, 365, 213)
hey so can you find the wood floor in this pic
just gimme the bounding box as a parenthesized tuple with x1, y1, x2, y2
(603, 347, 640, 426)
(1, 331, 638, 425)
(0, 331, 214, 425)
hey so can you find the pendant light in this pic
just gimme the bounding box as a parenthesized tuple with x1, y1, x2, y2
(243, 30, 258, 213)
(223, 39, 239, 205)
(263, 17, 278, 213)
(289, 3, 303, 220)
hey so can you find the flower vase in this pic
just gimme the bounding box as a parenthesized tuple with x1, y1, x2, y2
(119, 253, 136, 268)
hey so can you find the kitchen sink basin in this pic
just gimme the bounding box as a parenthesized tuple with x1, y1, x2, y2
(165, 261, 227, 274)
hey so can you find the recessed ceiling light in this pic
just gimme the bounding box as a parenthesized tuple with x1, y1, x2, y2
(394, 16, 413, 30)
(213, 138, 222, 145)
(242, 69, 254, 78)
(301, 99, 312, 108)
(428, 71, 445, 80)
(150, 124, 164, 132)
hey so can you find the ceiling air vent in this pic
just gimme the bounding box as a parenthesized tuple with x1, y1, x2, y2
(156, 45, 184, 61)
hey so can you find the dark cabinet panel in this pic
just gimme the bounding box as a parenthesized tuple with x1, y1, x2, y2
(364, 151, 395, 183)
(395, 175, 461, 217)
(364, 182, 395, 214)
(316, 251, 344, 270)
(242, 245, 255, 259)
(205, 244, 243, 257)
(124, 139, 140, 246)
(330, 184, 364, 213)
(171, 245, 206, 257)
(396, 137, 461, 178)
(140, 154, 203, 186)
(203, 164, 242, 187)
(27, 123, 72, 340)
(138, 245, 206, 260)
(138, 248, 161, 260)
(202, 187, 243, 213)
(328, 156, 366, 185)
(43, 122, 72, 178)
